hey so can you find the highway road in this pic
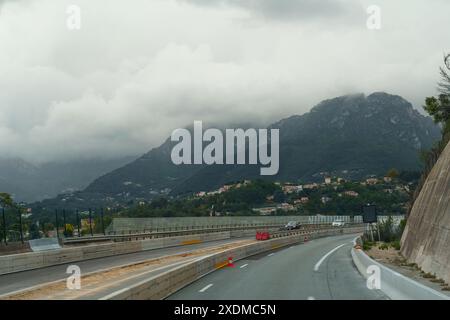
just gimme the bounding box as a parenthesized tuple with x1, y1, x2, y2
(168, 234, 388, 300)
(0, 237, 251, 297)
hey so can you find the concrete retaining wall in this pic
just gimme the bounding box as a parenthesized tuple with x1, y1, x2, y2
(0, 232, 231, 275)
(104, 226, 364, 300)
(352, 238, 449, 300)
(401, 140, 450, 284)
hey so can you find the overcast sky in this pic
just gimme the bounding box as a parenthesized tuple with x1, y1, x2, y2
(0, 0, 449, 163)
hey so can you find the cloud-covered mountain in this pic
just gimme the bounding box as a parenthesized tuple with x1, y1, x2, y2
(0, 157, 136, 202)
(32, 92, 440, 210)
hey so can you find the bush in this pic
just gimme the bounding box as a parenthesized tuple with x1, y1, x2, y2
(391, 240, 401, 250)
(374, 216, 405, 243)
(399, 218, 406, 234)
(422, 272, 436, 279)
(29, 223, 41, 240)
(378, 243, 389, 250)
(363, 240, 375, 251)
(64, 224, 74, 237)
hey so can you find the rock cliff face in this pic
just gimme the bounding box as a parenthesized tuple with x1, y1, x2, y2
(401, 140, 450, 283)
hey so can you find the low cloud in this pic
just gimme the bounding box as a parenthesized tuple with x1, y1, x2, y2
(182, 0, 358, 21)
(0, 0, 449, 163)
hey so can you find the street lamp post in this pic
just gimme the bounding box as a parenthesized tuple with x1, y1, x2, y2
(76, 209, 81, 237)
(63, 209, 67, 236)
(55, 209, 59, 239)
(1, 207, 6, 245)
(100, 207, 105, 235)
(18, 209, 24, 244)
(88, 208, 93, 237)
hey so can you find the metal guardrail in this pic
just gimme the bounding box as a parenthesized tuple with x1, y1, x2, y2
(62, 222, 360, 245)
(266, 224, 359, 239)
(63, 224, 283, 244)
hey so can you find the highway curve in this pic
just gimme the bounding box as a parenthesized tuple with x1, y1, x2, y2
(168, 234, 388, 300)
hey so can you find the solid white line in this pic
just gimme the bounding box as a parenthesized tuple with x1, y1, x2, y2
(99, 259, 199, 300)
(199, 284, 214, 293)
(240, 264, 249, 269)
(314, 243, 346, 272)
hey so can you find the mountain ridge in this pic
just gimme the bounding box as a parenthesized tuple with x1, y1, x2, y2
(31, 92, 441, 209)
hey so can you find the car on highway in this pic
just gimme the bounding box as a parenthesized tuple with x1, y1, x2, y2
(332, 220, 345, 227)
(280, 221, 301, 230)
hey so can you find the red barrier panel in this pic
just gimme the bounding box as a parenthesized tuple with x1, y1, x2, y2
(256, 231, 270, 241)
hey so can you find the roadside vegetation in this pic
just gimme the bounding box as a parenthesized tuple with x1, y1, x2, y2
(412, 53, 450, 214)
(122, 175, 411, 218)
(362, 216, 406, 251)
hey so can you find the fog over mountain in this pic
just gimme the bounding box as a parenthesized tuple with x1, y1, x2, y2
(0, 157, 136, 202)
(33, 92, 441, 210)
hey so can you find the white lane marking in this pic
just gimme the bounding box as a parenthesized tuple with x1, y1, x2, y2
(307, 296, 315, 300)
(99, 259, 200, 300)
(199, 284, 214, 293)
(313, 243, 346, 272)
(2, 254, 199, 299)
(268, 253, 274, 257)
(240, 264, 249, 269)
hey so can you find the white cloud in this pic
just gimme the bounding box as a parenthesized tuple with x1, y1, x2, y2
(0, 0, 449, 163)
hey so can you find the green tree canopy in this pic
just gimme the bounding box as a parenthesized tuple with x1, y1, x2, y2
(386, 168, 399, 179)
(0, 193, 15, 208)
(424, 94, 450, 133)
(438, 53, 450, 95)
(424, 54, 450, 135)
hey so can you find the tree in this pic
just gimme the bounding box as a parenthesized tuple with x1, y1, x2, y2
(438, 53, 450, 95)
(29, 223, 41, 240)
(386, 168, 399, 179)
(64, 224, 74, 237)
(424, 94, 450, 134)
(273, 189, 285, 203)
(424, 54, 450, 135)
(0, 193, 14, 208)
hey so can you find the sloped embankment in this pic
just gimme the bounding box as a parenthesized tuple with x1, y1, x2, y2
(401, 141, 450, 283)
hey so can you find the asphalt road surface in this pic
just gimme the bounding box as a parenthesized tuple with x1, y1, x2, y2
(0, 237, 251, 296)
(168, 234, 388, 300)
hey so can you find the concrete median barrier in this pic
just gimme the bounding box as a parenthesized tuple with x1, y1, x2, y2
(351, 237, 450, 300)
(29, 238, 61, 252)
(0, 232, 231, 275)
(104, 226, 364, 300)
